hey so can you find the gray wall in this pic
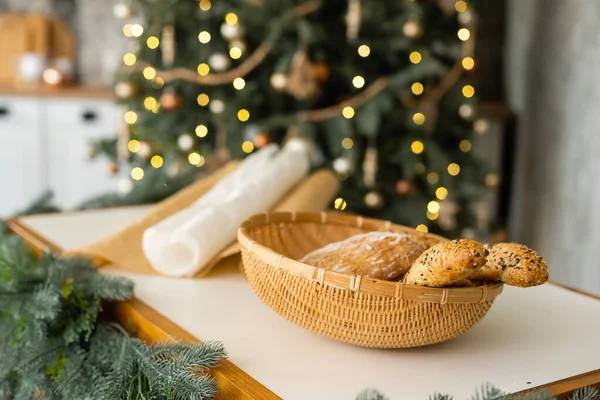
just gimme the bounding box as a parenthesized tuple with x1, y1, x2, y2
(507, 0, 600, 295)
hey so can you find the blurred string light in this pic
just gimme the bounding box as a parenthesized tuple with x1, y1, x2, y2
(229, 47, 242, 59)
(342, 106, 355, 119)
(357, 44, 370, 57)
(199, 0, 211, 10)
(197, 63, 210, 76)
(459, 139, 472, 152)
(436, 187, 448, 200)
(238, 109, 250, 122)
(427, 172, 439, 184)
(334, 197, 347, 210)
(427, 211, 439, 221)
(448, 163, 461, 176)
(144, 97, 157, 110)
(147, 36, 160, 49)
(414, 163, 426, 174)
(124, 111, 137, 124)
(131, 24, 144, 37)
(188, 152, 205, 166)
(411, 82, 424, 95)
(242, 141, 254, 153)
(123, 24, 133, 37)
(352, 76, 365, 88)
(455, 0, 468, 13)
(151, 155, 163, 168)
(409, 51, 422, 64)
(197, 93, 210, 106)
(462, 85, 475, 98)
(413, 112, 425, 125)
(457, 28, 470, 41)
(341, 137, 354, 149)
(462, 57, 475, 70)
(151, 103, 161, 114)
(151, 77, 164, 89)
(411, 140, 424, 154)
(131, 167, 144, 180)
(195, 125, 208, 137)
(416, 224, 428, 233)
(143, 67, 156, 80)
(198, 31, 211, 43)
(225, 13, 238, 25)
(427, 200, 440, 213)
(233, 77, 246, 90)
(123, 53, 136, 66)
(128, 139, 140, 153)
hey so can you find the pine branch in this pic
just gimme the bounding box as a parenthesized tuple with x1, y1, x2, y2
(570, 387, 600, 400)
(356, 388, 388, 400)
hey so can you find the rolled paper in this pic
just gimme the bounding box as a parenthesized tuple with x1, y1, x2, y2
(142, 144, 310, 277)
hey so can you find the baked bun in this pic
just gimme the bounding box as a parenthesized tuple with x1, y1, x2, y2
(403, 239, 488, 287)
(300, 232, 426, 281)
(471, 243, 548, 287)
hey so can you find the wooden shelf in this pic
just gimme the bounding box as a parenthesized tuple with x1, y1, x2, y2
(0, 84, 113, 100)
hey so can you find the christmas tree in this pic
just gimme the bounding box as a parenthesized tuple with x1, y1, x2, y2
(99, 0, 492, 236)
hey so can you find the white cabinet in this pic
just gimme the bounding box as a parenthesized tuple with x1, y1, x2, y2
(0, 94, 118, 217)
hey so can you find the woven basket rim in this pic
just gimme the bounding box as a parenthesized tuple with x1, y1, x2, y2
(237, 211, 503, 304)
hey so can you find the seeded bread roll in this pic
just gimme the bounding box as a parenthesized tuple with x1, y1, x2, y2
(300, 232, 426, 281)
(403, 239, 488, 287)
(470, 243, 548, 287)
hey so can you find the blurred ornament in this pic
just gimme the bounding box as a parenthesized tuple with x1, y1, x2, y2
(221, 23, 240, 40)
(459, 103, 474, 119)
(345, 0, 362, 40)
(178, 134, 195, 151)
(107, 162, 119, 175)
(473, 118, 490, 135)
(485, 173, 500, 188)
(209, 99, 225, 114)
(270, 73, 288, 91)
(312, 61, 330, 83)
(208, 53, 230, 71)
(42, 67, 64, 87)
(286, 50, 320, 100)
(362, 145, 378, 187)
(395, 179, 415, 196)
(253, 133, 270, 148)
(458, 11, 473, 25)
(160, 90, 182, 110)
(364, 191, 384, 209)
(333, 157, 352, 174)
(117, 178, 133, 194)
(229, 39, 247, 53)
(114, 81, 137, 99)
(113, 3, 133, 19)
(18, 53, 46, 83)
(138, 141, 152, 159)
(162, 25, 175, 66)
(402, 19, 422, 39)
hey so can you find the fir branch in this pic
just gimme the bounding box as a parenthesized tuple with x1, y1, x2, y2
(570, 387, 599, 400)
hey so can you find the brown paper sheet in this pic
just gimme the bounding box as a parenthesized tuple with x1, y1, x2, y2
(71, 163, 340, 277)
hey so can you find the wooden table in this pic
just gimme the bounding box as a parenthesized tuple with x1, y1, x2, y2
(8, 207, 600, 400)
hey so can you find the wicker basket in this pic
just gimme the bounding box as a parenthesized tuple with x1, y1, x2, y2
(237, 211, 503, 348)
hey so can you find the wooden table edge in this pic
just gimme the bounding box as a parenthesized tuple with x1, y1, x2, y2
(6, 217, 281, 400)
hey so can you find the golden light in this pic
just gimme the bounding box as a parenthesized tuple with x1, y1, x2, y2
(142, 67, 156, 80)
(427, 211, 439, 221)
(225, 13, 238, 25)
(458, 28, 471, 41)
(198, 31, 211, 44)
(229, 47, 242, 59)
(199, 0, 211, 10)
(342, 106, 355, 119)
(144, 97, 157, 110)
(123, 53, 136, 66)
(411, 82, 424, 95)
(131, 24, 144, 37)
(123, 24, 133, 37)
(416, 224, 428, 233)
(462, 57, 475, 70)
(352, 76, 365, 88)
(448, 163, 461, 176)
(427, 200, 441, 213)
(147, 36, 160, 49)
(233, 77, 246, 90)
(411, 140, 424, 154)
(455, 0, 468, 12)
(131, 167, 144, 181)
(128, 139, 140, 153)
(197, 63, 210, 76)
(188, 152, 202, 165)
(459, 139, 472, 152)
(195, 125, 208, 137)
(358, 44, 371, 57)
(427, 172, 439, 184)
(150, 155, 163, 168)
(151, 77, 164, 89)
(152, 104, 161, 114)
(242, 141, 254, 153)
(334, 197, 347, 210)
(342, 137, 354, 149)
(462, 85, 475, 98)
(436, 187, 448, 200)
(238, 109, 250, 122)
(409, 51, 422, 64)
(197, 93, 210, 106)
(124, 111, 138, 124)
(413, 112, 426, 125)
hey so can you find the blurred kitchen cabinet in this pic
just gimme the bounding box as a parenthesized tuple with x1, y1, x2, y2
(0, 92, 118, 217)
(0, 96, 45, 217)
(46, 99, 118, 209)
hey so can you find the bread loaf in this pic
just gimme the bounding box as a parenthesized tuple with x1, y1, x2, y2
(471, 243, 548, 287)
(300, 232, 426, 281)
(403, 239, 488, 287)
